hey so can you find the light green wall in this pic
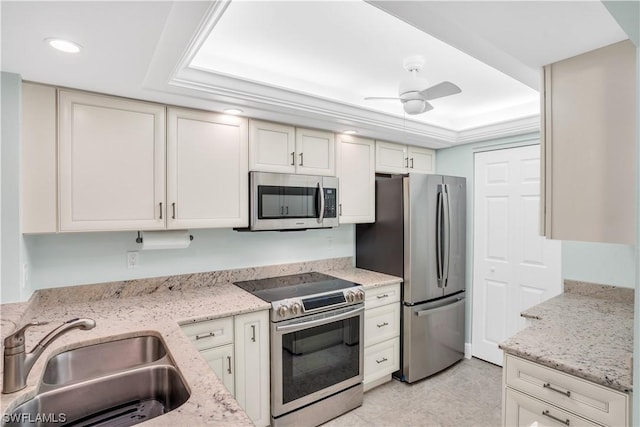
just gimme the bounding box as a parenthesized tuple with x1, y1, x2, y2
(21, 226, 355, 293)
(1, 72, 27, 303)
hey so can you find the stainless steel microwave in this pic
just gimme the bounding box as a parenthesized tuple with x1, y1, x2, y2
(250, 172, 339, 231)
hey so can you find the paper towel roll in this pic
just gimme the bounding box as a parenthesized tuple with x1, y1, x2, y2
(141, 230, 191, 250)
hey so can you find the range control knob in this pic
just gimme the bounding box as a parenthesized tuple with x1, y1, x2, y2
(277, 305, 289, 317)
(346, 292, 356, 303)
(356, 290, 365, 301)
(291, 302, 302, 315)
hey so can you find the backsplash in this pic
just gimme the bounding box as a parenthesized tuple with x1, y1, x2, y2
(32, 257, 353, 306)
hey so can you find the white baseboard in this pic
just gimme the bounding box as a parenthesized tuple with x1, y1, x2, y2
(465, 343, 472, 359)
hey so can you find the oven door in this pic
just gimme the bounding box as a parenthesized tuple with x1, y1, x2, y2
(271, 304, 364, 417)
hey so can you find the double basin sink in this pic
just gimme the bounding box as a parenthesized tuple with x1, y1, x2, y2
(4, 335, 190, 426)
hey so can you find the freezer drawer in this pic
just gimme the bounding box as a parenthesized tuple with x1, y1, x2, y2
(399, 294, 465, 383)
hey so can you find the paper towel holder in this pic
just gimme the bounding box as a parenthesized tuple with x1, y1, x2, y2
(135, 231, 194, 244)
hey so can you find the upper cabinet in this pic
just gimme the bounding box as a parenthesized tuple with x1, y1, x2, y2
(167, 108, 248, 229)
(336, 135, 375, 223)
(249, 120, 296, 173)
(295, 127, 335, 176)
(25, 88, 249, 233)
(375, 141, 435, 174)
(22, 83, 57, 233)
(58, 90, 166, 232)
(541, 40, 636, 244)
(249, 120, 335, 176)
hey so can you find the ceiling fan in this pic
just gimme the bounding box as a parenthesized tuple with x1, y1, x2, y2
(365, 55, 462, 115)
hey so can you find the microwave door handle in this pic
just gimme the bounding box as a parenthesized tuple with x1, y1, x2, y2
(317, 181, 325, 224)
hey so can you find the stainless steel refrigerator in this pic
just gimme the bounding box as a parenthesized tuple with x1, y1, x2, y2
(356, 173, 466, 383)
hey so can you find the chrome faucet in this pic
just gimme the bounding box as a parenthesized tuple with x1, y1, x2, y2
(2, 317, 96, 393)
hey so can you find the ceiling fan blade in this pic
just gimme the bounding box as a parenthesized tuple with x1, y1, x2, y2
(420, 81, 461, 100)
(422, 101, 434, 112)
(364, 96, 401, 101)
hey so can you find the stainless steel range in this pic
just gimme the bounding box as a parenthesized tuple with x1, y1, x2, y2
(235, 272, 364, 427)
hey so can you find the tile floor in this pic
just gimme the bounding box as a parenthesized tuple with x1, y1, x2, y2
(324, 357, 503, 427)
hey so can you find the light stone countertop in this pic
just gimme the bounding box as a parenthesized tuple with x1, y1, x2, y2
(0, 259, 400, 425)
(499, 281, 634, 393)
(322, 268, 402, 290)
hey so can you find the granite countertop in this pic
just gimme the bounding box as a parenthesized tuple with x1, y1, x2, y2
(499, 281, 634, 393)
(0, 259, 401, 424)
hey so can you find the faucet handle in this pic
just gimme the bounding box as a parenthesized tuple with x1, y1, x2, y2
(4, 321, 50, 349)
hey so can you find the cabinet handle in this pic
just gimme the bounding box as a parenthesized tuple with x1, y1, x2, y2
(541, 410, 570, 426)
(339, 204, 342, 216)
(291, 151, 295, 166)
(404, 157, 409, 168)
(227, 356, 232, 374)
(299, 152, 304, 166)
(159, 202, 163, 220)
(251, 325, 256, 342)
(410, 158, 414, 168)
(286, 206, 289, 215)
(280, 206, 284, 215)
(376, 322, 389, 328)
(195, 331, 215, 340)
(376, 294, 389, 299)
(172, 202, 176, 219)
(543, 382, 571, 397)
(376, 357, 388, 364)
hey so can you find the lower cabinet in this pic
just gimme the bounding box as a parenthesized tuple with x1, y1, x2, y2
(363, 283, 401, 391)
(181, 310, 270, 427)
(503, 354, 630, 427)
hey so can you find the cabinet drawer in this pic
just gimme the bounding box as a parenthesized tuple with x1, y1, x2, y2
(505, 388, 600, 427)
(181, 317, 234, 350)
(505, 355, 629, 426)
(364, 303, 400, 347)
(364, 337, 399, 386)
(365, 283, 400, 310)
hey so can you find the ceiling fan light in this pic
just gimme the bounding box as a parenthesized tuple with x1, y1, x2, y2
(403, 99, 425, 115)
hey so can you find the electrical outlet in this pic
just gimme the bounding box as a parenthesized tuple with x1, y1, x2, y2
(127, 251, 139, 269)
(21, 264, 28, 290)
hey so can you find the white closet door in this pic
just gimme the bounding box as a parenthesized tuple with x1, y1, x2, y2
(472, 145, 561, 366)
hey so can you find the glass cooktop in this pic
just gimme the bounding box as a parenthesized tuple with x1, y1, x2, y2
(234, 272, 358, 303)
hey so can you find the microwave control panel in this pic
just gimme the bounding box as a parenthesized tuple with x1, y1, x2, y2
(323, 188, 337, 218)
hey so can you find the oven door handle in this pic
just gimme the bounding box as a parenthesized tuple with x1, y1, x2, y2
(275, 306, 364, 333)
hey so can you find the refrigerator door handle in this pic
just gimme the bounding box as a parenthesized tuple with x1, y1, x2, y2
(436, 189, 444, 287)
(442, 184, 452, 287)
(415, 297, 465, 317)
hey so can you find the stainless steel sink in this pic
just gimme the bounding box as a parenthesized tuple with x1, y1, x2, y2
(42, 335, 167, 386)
(3, 334, 190, 427)
(5, 365, 190, 427)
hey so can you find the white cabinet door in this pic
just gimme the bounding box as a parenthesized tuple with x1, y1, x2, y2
(375, 141, 407, 174)
(542, 40, 636, 244)
(407, 146, 435, 174)
(295, 128, 335, 176)
(200, 344, 235, 395)
(22, 83, 57, 233)
(504, 388, 599, 427)
(167, 108, 248, 229)
(234, 310, 270, 427)
(337, 135, 375, 223)
(249, 119, 296, 173)
(58, 90, 165, 231)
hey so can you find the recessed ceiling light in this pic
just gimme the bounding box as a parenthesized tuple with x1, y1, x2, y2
(45, 38, 82, 53)
(224, 108, 243, 115)
(343, 130, 358, 135)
